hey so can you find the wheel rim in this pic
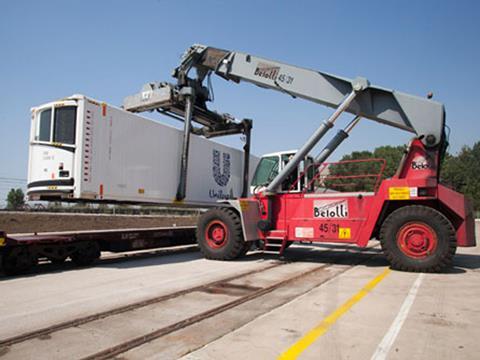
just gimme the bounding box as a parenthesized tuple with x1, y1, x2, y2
(205, 220, 228, 249)
(396, 222, 438, 259)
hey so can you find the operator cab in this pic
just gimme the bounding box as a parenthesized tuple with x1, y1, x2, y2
(250, 150, 314, 194)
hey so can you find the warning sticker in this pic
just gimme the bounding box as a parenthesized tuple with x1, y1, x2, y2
(295, 227, 314, 239)
(338, 227, 351, 239)
(239, 200, 249, 211)
(388, 187, 410, 200)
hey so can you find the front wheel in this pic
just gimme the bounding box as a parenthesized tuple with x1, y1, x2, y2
(380, 205, 456, 272)
(196, 207, 247, 260)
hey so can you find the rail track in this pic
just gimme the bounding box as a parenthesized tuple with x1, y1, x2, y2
(0, 244, 382, 359)
(0, 262, 281, 348)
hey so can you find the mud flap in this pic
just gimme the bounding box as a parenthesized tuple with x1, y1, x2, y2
(438, 184, 476, 247)
(218, 199, 261, 241)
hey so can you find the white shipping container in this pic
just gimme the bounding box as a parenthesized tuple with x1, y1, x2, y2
(27, 95, 259, 206)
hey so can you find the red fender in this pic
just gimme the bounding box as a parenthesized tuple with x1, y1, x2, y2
(438, 184, 476, 247)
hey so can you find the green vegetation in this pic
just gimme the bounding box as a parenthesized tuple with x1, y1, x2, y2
(6, 188, 25, 210)
(325, 145, 406, 192)
(328, 142, 480, 210)
(441, 142, 480, 211)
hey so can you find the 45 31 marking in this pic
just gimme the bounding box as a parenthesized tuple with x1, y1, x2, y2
(319, 223, 339, 233)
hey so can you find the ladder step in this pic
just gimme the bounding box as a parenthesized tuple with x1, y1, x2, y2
(263, 239, 286, 255)
(265, 247, 282, 252)
(265, 243, 283, 247)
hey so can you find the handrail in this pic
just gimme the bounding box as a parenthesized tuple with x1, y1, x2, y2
(288, 158, 387, 194)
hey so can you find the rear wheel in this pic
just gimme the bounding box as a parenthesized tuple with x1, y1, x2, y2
(240, 241, 252, 256)
(196, 207, 246, 260)
(380, 205, 456, 272)
(71, 241, 100, 266)
(2, 246, 37, 275)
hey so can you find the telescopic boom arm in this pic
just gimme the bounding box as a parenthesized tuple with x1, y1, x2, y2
(124, 44, 446, 197)
(174, 44, 445, 148)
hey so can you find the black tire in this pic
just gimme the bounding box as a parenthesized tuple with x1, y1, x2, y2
(2, 246, 37, 275)
(71, 241, 101, 266)
(196, 207, 246, 260)
(240, 241, 252, 256)
(380, 205, 456, 272)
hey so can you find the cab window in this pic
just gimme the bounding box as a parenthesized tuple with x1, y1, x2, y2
(281, 154, 298, 191)
(37, 109, 52, 142)
(54, 106, 77, 145)
(251, 156, 279, 187)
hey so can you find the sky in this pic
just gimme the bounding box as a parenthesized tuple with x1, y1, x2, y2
(1, 0, 479, 206)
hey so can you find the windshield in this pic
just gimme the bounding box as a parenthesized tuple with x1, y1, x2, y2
(54, 106, 77, 144)
(251, 156, 279, 186)
(35, 106, 77, 145)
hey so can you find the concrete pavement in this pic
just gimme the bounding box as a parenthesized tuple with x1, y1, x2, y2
(0, 222, 478, 359)
(182, 246, 479, 360)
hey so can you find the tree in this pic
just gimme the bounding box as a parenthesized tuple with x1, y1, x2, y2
(373, 145, 407, 178)
(441, 142, 480, 210)
(6, 188, 25, 210)
(326, 141, 480, 211)
(325, 146, 406, 192)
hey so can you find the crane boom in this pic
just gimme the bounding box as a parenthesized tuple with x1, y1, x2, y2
(174, 44, 445, 147)
(124, 44, 447, 198)
(136, 44, 474, 274)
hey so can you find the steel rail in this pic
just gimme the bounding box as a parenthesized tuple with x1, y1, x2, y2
(83, 246, 380, 360)
(0, 261, 284, 348)
(0, 244, 381, 357)
(82, 246, 378, 360)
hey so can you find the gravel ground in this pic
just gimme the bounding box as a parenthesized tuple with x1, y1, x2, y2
(0, 212, 198, 234)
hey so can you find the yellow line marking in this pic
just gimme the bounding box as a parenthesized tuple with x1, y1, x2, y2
(278, 267, 391, 360)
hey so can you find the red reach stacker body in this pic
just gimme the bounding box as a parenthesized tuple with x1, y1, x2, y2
(198, 139, 475, 272)
(258, 139, 475, 249)
(142, 44, 476, 272)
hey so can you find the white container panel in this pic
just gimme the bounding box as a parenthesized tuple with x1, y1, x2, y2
(28, 95, 258, 206)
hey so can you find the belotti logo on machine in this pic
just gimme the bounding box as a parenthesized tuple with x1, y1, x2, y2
(313, 199, 349, 218)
